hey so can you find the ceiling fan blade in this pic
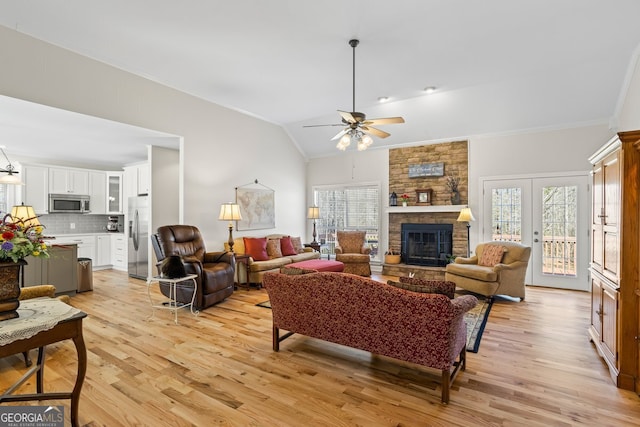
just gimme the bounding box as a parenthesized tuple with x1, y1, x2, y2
(303, 123, 345, 128)
(364, 117, 405, 125)
(361, 126, 390, 139)
(338, 110, 357, 124)
(330, 128, 349, 141)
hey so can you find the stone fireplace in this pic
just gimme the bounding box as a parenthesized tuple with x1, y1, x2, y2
(401, 223, 453, 267)
(384, 140, 469, 279)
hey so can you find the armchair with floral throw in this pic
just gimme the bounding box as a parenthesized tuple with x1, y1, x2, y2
(334, 230, 371, 276)
(445, 241, 531, 300)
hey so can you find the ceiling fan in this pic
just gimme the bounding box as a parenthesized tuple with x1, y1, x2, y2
(305, 39, 405, 151)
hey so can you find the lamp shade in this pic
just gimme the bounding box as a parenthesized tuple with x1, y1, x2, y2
(307, 206, 320, 220)
(0, 173, 24, 185)
(457, 207, 475, 222)
(219, 203, 242, 221)
(10, 203, 40, 227)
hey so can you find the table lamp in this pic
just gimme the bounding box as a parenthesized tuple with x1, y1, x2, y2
(10, 203, 41, 228)
(219, 202, 242, 252)
(457, 206, 475, 257)
(307, 206, 320, 244)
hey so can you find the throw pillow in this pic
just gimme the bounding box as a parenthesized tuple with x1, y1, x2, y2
(266, 238, 283, 259)
(387, 280, 453, 298)
(478, 244, 507, 267)
(290, 236, 304, 254)
(279, 266, 318, 275)
(243, 237, 269, 261)
(280, 236, 297, 256)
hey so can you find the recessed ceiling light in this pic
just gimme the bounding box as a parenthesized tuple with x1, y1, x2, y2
(377, 96, 389, 103)
(423, 86, 437, 94)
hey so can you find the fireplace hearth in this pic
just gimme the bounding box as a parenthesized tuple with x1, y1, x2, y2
(401, 223, 453, 267)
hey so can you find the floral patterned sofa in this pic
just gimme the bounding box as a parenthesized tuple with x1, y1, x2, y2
(262, 272, 478, 403)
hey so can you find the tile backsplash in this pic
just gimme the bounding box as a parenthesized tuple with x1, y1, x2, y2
(39, 213, 125, 235)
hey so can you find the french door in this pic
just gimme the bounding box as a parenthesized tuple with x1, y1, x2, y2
(482, 174, 589, 290)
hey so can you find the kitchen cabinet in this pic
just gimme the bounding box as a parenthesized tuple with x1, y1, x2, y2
(96, 235, 111, 267)
(54, 235, 95, 261)
(111, 233, 127, 271)
(107, 172, 123, 214)
(49, 167, 89, 195)
(22, 164, 49, 214)
(23, 244, 78, 295)
(124, 163, 149, 199)
(588, 130, 640, 392)
(89, 171, 107, 214)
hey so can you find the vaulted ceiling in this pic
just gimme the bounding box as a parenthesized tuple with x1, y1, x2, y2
(1, 0, 640, 162)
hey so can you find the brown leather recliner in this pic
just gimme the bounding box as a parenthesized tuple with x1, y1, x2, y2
(152, 225, 235, 309)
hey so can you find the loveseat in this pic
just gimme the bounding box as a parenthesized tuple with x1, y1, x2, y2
(262, 272, 478, 403)
(225, 234, 320, 285)
(445, 241, 531, 300)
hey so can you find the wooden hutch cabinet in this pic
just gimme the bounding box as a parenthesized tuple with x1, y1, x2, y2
(588, 130, 640, 391)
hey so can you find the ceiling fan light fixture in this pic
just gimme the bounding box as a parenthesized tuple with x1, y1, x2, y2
(377, 96, 389, 103)
(337, 133, 351, 151)
(358, 134, 373, 151)
(424, 86, 437, 94)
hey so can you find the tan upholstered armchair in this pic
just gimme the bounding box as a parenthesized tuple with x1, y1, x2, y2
(334, 230, 371, 276)
(445, 241, 531, 300)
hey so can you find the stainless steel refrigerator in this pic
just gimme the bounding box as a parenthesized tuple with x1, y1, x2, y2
(128, 195, 149, 279)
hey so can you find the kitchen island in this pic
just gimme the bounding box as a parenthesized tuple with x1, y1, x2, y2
(23, 244, 78, 295)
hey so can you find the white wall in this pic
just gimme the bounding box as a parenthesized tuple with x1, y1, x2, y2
(618, 50, 640, 131)
(0, 26, 307, 250)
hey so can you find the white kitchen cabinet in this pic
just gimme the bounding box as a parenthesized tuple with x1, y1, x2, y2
(107, 172, 123, 214)
(89, 171, 107, 214)
(111, 233, 127, 271)
(22, 164, 49, 214)
(96, 235, 111, 267)
(137, 163, 150, 195)
(124, 163, 149, 199)
(49, 167, 89, 194)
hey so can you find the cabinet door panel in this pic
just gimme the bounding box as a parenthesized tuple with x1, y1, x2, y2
(601, 283, 618, 366)
(591, 276, 602, 337)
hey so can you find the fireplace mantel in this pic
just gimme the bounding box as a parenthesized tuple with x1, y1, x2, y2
(386, 205, 465, 214)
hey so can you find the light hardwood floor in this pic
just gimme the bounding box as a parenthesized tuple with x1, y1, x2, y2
(2, 269, 640, 426)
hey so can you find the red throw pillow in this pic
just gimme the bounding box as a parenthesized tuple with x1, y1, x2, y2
(478, 244, 507, 267)
(280, 236, 297, 256)
(243, 237, 269, 261)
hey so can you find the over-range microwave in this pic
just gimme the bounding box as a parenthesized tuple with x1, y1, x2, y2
(48, 194, 91, 213)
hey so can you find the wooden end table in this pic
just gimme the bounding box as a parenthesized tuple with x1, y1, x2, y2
(0, 300, 87, 427)
(233, 253, 254, 290)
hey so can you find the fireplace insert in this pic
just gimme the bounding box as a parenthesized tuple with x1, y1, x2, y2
(401, 223, 453, 267)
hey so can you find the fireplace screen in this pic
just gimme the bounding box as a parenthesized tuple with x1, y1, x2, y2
(401, 223, 453, 267)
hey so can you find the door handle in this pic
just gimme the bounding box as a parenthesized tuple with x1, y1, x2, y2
(534, 238, 539, 242)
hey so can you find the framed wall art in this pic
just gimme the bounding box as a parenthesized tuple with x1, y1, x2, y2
(415, 188, 433, 205)
(236, 181, 275, 230)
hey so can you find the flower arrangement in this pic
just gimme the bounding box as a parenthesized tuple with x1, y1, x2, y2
(445, 175, 460, 193)
(399, 193, 410, 203)
(0, 213, 49, 263)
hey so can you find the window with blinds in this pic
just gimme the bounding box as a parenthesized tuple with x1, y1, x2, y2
(313, 184, 380, 261)
(0, 184, 7, 214)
